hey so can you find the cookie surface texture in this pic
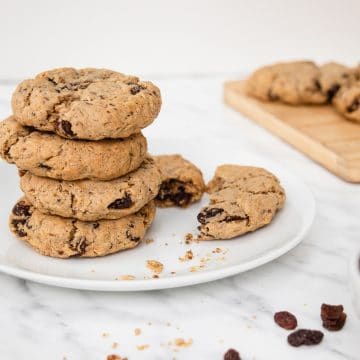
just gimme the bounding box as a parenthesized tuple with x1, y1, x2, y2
(12, 67, 161, 140)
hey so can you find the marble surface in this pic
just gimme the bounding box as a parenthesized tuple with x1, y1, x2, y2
(0, 75, 359, 359)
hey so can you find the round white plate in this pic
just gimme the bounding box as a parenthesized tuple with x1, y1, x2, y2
(0, 137, 315, 291)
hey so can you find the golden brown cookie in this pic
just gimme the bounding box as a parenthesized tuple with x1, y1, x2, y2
(12, 67, 161, 140)
(20, 157, 161, 221)
(0, 117, 147, 180)
(154, 154, 205, 207)
(9, 197, 156, 258)
(246, 61, 326, 105)
(318, 62, 356, 103)
(197, 165, 285, 240)
(333, 82, 360, 123)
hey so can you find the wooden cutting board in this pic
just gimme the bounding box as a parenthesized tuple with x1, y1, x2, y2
(224, 80, 360, 183)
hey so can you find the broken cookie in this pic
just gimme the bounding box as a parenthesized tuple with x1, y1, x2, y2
(154, 154, 205, 208)
(197, 165, 285, 240)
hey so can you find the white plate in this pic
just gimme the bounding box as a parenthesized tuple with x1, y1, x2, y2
(0, 138, 315, 291)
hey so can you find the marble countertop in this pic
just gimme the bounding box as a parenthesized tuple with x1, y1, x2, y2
(0, 75, 359, 360)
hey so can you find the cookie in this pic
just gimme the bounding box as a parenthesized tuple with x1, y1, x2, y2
(20, 157, 161, 221)
(318, 62, 359, 103)
(0, 117, 147, 180)
(9, 197, 156, 258)
(154, 154, 205, 207)
(197, 165, 285, 240)
(333, 82, 360, 123)
(246, 61, 327, 105)
(12, 67, 161, 140)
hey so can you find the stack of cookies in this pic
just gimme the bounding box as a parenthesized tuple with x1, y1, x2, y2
(0, 68, 162, 258)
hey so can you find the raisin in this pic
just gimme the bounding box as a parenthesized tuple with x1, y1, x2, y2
(11, 219, 27, 237)
(108, 193, 133, 209)
(326, 84, 340, 103)
(18, 170, 27, 177)
(126, 229, 140, 242)
(156, 179, 193, 207)
(223, 215, 249, 224)
(287, 329, 323, 347)
(197, 207, 224, 224)
(274, 311, 297, 330)
(12, 201, 31, 217)
(321, 303, 346, 331)
(47, 77, 58, 86)
(314, 79, 322, 91)
(69, 236, 88, 256)
(57, 120, 75, 137)
(92, 222, 100, 229)
(39, 163, 52, 170)
(346, 98, 360, 113)
(224, 348, 241, 360)
(130, 84, 145, 95)
(268, 89, 279, 101)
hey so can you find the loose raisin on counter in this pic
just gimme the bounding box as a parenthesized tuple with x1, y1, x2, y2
(274, 311, 298, 330)
(224, 348, 241, 360)
(287, 329, 324, 347)
(321, 303, 347, 331)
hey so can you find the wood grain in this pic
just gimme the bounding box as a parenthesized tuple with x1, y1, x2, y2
(224, 80, 360, 183)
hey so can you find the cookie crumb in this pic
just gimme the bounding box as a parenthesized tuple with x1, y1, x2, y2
(116, 275, 135, 280)
(134, 328, 141, 336)
(102, 332, 110, 338)
(146, 260, 164, 274)
(174, 338, 193, 348)
(190, 265, 205, 272)
(179, 250, 194, 262)
(112, 342, 118, 349)
(107, 355, 121, 360)
(185, 233, 193, 244)
(136, 344, 150, 351)
(152, 274, 159, 279)
(145, 238, 154, 245)
(212, 247, 222, 253)
(171, 271, 176, 275)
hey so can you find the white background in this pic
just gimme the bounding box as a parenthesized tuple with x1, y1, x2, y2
(1, 0, 359, 79)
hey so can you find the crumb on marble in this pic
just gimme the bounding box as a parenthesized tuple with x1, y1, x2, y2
(145, 238, 154, 245)
(134, 328, 141, 336)
(136, 344, 150, 351)
(152, 274, 159, 279)
(112, 342, 118, 349)
(146, 260, 164, 274)
(102, 332, 110, 338)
